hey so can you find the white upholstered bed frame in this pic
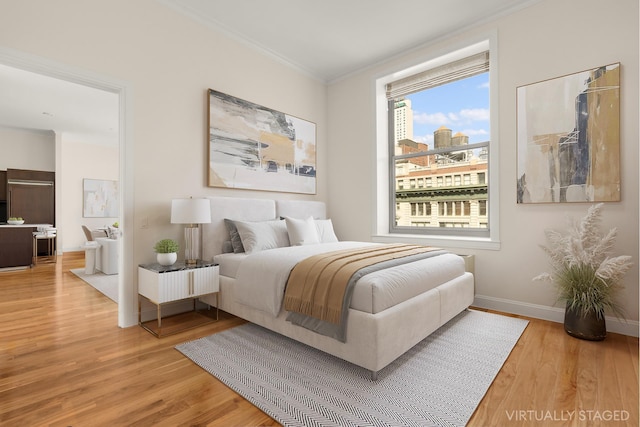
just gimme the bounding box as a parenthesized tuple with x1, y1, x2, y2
(200, 196, 474, 378)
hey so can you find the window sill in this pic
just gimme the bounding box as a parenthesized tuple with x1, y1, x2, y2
(371, 233, 500, 251)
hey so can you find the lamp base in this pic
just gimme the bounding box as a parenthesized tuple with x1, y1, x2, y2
(184, 225, 201, 265)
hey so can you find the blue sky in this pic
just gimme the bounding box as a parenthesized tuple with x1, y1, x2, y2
(406, 72, 489, 146)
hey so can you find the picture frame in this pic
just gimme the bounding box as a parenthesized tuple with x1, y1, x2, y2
(207, 89, 317, 194)
(83, 178, 118, 218)
(516, 63, 620, 203)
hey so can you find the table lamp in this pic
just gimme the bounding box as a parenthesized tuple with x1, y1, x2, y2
(171, 198, 211, 265)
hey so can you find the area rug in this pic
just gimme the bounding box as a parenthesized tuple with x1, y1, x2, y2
(176, 309, 528, 427)
(70, 268, 118, 303)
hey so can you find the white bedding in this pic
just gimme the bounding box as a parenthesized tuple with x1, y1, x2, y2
(224, 241, 375, 316)
(213, 252, 246, 278)
(214, 241, 465, 317)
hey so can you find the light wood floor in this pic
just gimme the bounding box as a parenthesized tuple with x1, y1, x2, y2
(1, 253, 637, 426)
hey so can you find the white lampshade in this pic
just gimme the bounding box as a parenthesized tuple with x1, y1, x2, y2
(171, 198, 211, 225)
(170, 198, 211, 265)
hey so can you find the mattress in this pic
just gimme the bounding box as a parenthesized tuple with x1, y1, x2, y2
(214, 245, 465, 315)
(214, 252, 246, 278)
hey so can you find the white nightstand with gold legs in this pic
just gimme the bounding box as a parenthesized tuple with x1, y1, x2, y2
(138, 261, 219, 337)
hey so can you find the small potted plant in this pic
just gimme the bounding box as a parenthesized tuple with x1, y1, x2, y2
(154, 238, 179, 266)
(535, 203, 632, 340)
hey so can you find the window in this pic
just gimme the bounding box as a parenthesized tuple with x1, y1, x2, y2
(377, 38, 497, 242)
(479, 200, 487, 216)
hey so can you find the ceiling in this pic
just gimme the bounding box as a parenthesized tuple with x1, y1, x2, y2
(0, 63, 119, 146)
(1, 0, 535, 144)
(161, 0, 536, 82)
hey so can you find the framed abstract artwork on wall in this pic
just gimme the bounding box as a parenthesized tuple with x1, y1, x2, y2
(207, 89, 317, 194)
(83, 178, 118, 218)
(516, 63, 620, 203)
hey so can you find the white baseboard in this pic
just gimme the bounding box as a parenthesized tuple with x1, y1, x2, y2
(473, 294, 639, 338)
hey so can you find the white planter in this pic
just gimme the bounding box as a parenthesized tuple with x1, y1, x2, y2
(157, 252, 177, 266)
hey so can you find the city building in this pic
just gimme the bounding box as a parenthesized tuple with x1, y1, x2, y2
(394, 102, 488, 229)
(393, 98, 414, 141)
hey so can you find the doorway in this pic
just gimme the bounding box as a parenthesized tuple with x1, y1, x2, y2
(0, 48, 136, 327)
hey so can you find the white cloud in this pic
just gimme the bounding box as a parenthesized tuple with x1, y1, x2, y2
(414, 108, 489, 127)
(459, 108, 490, 122)
(460, 128, 489, 136)
(414, 112, 451, 126)
(414, 134, 434, 145)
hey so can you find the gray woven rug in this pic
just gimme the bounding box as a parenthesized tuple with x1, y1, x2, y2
(176, 309, 528, 427)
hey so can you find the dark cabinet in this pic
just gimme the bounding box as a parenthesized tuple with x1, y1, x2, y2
(0, 170, 6, 223)
(8, 183, 55, 224)
(0, 169, 55, 268)
(0, 226, 36, 268)
(6, 169, 55, 225)
(0, 170, 6, 200)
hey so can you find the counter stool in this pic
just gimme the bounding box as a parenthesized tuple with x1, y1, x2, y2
(33, 232, 57, 265)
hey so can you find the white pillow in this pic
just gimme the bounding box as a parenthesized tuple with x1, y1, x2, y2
(285, 216, 320, 246)
(234, 219, 290, 254)
(315, 219, 339, 243)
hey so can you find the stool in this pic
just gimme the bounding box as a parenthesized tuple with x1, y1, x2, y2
(84, 242, 98, 274)
(33, 233, 57, 265)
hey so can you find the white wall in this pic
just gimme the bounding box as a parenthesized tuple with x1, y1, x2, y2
(59, 139, 119, 251)
(0, 126, 55, 171)
(327, 0, 639, 331)
(0, 0, 327, 325)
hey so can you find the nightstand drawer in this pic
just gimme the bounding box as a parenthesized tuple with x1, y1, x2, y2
(138, 263, 219, 304)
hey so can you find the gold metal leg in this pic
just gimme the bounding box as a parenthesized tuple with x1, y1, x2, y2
(138, 292, 220, 338)
(157, 304, 162, 336)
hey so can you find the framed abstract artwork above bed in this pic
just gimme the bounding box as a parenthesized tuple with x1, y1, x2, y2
(516, 63, 621, 203)
(207, 89, 317, 194)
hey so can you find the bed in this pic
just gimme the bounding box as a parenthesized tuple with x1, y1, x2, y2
(199, 196, 474, 379)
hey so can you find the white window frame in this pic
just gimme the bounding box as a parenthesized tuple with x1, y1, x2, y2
(373, 33, 500, 250)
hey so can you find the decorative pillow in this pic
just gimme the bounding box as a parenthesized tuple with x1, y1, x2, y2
(234, 219, 290, 254)
(285, 216, 320, 246)
(221, 240, 234, 254)
(224, 219, 245, 253)
(315, 219, 339, 243)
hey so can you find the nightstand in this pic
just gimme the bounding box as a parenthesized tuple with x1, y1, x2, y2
(138, 260, 219, 337)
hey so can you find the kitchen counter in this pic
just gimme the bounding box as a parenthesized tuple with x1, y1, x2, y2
(0, 223, 53, 228)
(0, 224, 54, 269)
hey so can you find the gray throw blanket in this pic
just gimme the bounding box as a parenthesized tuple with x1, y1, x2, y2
(286, 248, 448, 342)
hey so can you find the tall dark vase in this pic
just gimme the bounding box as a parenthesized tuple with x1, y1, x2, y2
(564, 304, 606, 341)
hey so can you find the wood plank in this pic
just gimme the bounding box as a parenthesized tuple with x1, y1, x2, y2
(0, 255, 637, 426)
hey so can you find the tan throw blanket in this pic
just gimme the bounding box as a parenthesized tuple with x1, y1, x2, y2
(284, 244, 441, 324)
